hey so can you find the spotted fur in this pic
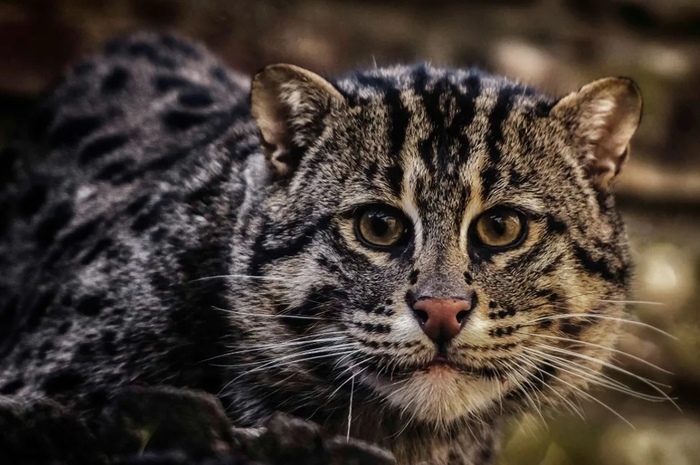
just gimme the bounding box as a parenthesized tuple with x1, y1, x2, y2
(0, 33, 642, 465)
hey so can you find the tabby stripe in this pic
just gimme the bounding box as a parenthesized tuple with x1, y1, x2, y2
(454, 186, 470, 232)
(78, 133, 129, 165)
(508, 168, 527, 187)
(412, 177, 432, 225)
(486, 86, 513, 164)
(45, 217, 105, 265)
(506, 214, 567, 272)
(248, 215, 332, 277)
(414, 66, 442, 172)
(185, 141, 239, 204)
(505, 239, 551, 274)
(327, 222, 381, 270)
(481, 87, 514, 198)
(385, 87, 410, 158)
(354, 74, 389, 91)
(545, 214, 568, 235)
(410, 64, 430, 96)
(571, 242, 623, 284)
(537, 253, 564, 276)
(120, 105, 247, 183)
(385, 164, 404, 198)
(355, 322, 391, 334)
(451, 73, 481, 165)
(275, 285, 347, 333)
(479, 165, 500, 200)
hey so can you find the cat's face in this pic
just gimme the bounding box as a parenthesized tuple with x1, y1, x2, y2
(239, 64, 641, 428)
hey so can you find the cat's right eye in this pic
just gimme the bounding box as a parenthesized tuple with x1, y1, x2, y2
(354, 206, 410, 250)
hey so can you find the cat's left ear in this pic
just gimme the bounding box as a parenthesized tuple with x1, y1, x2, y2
(551, 77, 642, 190)
(251, 64, 345, 177)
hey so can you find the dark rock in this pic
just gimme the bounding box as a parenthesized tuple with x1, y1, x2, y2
(237, 412, 396, 465)
(0, 387, 395, 465)
(0, 395, 105, 464)
(97, 386, 237, 459)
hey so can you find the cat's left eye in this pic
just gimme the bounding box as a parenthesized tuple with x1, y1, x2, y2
(354, 205, 410, 250)
(471, 207, 527, 250)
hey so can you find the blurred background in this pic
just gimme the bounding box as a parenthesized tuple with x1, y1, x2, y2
(0, 0, 698, 464)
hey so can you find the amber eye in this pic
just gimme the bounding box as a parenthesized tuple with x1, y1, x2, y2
(355, 206, 410, 249)
(472, 207, 526, 249)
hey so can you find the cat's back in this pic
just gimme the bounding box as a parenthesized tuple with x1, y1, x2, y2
(3, 32, 253, 193)
(0, 33, 257, 391)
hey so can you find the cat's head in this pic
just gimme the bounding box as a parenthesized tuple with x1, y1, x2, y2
(240, 63, 641, 428)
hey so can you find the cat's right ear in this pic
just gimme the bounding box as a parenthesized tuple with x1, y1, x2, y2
(251, 64, 345, 177)
(551, 77, 642, 191)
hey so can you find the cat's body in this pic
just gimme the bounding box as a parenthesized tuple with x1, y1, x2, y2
(0, 33, 642, 464)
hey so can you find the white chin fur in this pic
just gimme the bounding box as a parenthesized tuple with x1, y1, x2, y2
(365, 368, 509, 426)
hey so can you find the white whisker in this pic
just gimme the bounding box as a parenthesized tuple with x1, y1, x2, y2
(219, 349, 359, 394)
(207, 337, 349, 360)
(215, 309, 335, 321)
(524, 348, 668, 403)
(187, 274, 288, 283)
(528, 332, 672, 374)
(513, 353, 586, 421)
(529, 343, 679, 410)
(597, 299, 664, 306)
(347, 374, 355, 440)
(521, 349, 635, 429)
(524, 313, 678, 340)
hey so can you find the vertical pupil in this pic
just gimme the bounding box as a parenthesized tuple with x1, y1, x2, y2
(490, 215, 506, 236)
(371, 213, 391, 237)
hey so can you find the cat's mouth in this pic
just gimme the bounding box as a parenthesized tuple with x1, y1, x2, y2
(418, 357, 504, 379)
(424, 354, 454, 369)
(360, 354, 507, 381)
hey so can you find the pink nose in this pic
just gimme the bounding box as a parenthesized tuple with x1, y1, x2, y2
(412, 298, 472, 344)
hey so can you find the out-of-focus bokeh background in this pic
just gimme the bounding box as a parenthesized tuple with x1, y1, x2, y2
(0, 0, 698, 464)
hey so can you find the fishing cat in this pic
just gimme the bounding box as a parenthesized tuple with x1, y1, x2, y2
(0, 32, 642, 464)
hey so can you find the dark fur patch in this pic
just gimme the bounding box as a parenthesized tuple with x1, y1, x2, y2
(277, 285, 347, 333)
(162, 110, 208, 131)
(80, 237, 114, 265)
(28, 106, 56, 141)
(385, 164, 404, 197)
(0, 378, 24, 395)
(154, 75, 194, 93)
(464, 272, 474, 285)
(479, 165, 500, 200)
(42, 369, 85, 395)
(33, 200, 75, 245)
(385, 87, 410, 157)
(76, 293, 107, 317)
(572, 243, 621, 283)
(26, 289, 57, 330)
(94, 158, 137, 182)
(48, 116, 103, 147)
(101, 66, 130, 94)
(17, 184, 47, 218)
(356, 322, 391, 334)
(249, 215, 332, 277)
(178, 88, 214, 108)
(128, 41, 176, 68)
(78, 133, 129, 165)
